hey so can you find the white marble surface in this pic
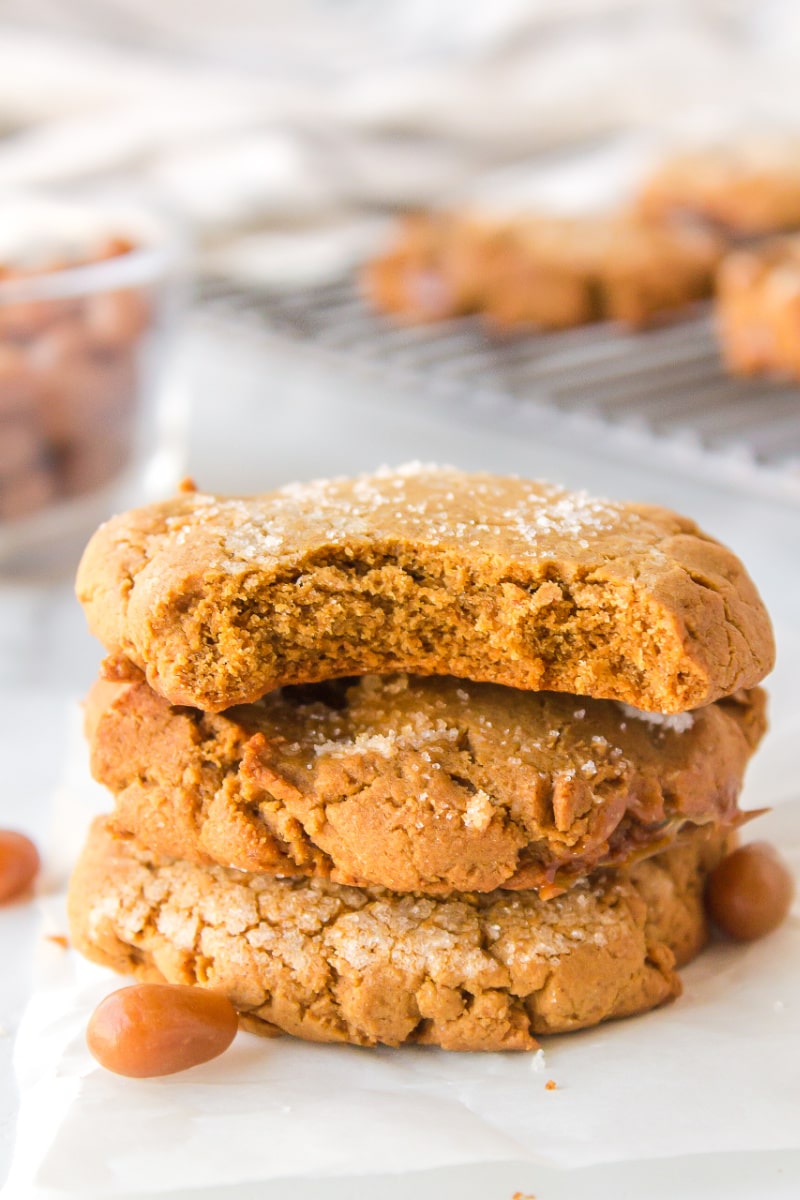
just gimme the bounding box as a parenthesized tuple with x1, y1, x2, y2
(1, 315, 799, 1198)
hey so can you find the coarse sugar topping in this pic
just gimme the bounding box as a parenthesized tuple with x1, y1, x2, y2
(163, 466, 633, 569)
(313, 720, 462, 759)
(618, 704, 695, 733)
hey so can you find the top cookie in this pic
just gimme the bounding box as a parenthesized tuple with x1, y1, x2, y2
(76, 466, 774, 713)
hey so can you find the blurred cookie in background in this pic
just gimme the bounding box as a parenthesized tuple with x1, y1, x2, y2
(715, 236, 800, 379)
(638, 139, 800, 236)
(363, 210, 722, 331)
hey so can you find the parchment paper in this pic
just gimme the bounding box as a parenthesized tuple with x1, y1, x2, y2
(7, 696, 800, 1197)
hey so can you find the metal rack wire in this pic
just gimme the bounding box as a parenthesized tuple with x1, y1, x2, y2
(200, 278, 800, 504)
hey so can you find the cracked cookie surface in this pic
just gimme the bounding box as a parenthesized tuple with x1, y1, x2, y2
(76, 466, 774, 714)
(68, 818, 727, 1051)
(87, 663, 764, 895)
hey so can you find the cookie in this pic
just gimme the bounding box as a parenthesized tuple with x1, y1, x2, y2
(360, 212, 494, 322)
(87, 662, 765, 895)
(68, 817, 727, 1051)
(75, 467, 774, 715)
(478, 214, 720, 329)
(638, 141, 800, 235)
(363, 212, 721, 329)
(715, 237, 800, 379)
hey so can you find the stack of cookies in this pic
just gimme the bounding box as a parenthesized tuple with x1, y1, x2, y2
(69, 466, 773, 1051)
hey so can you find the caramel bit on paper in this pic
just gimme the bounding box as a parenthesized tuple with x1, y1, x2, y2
(45, 934, 69, 949)
(511, 1192, 536, 1199)
(545, 1079, 558, 1091)
(177, 476, 198, 494)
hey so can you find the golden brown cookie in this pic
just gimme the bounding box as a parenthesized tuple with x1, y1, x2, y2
(362, 212, 721, 329)
(360, 212, 494, 322)
(68, 817, 728, 1051)
(715, 237, 800, 378)
(75, 467, 774, 714)
(478, 214, 720, 329)
(86, 663, 765, 895)
(638, 141, 800, 235)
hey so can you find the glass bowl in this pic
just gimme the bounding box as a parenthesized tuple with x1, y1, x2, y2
(0, 195, 188, 579)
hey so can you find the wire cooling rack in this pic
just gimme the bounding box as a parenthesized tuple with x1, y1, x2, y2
(199, 278, 800, 504)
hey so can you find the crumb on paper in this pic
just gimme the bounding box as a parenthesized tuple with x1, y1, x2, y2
(530, 1048, 546, 1072)
(0, 1024, 8, 1037)
(511, 1192, 536, 1199)
(545, 1079, 558, 1091)
(45, 934, 69, 949)
(178, 476, 198, 493)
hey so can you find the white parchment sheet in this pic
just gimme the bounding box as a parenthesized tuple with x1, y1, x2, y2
(7, 649, 800, 1196)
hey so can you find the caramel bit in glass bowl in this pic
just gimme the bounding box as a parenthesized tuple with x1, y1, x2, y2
(0, 236, 151, 524)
